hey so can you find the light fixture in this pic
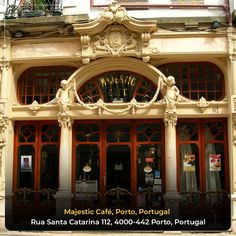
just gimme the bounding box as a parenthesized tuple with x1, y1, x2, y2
(211, 21, 221, 30)
(83, 163, 91, 173)
(144, 164, 152, 173)
(14, 31, 24, 38)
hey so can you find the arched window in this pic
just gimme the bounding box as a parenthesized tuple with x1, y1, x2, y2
(158, 62, 224, 101)
(18, 66, 77, 105)
(78, 71, 161, 103)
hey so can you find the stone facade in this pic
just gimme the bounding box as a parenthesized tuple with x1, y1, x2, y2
(0, 0, 235, 234)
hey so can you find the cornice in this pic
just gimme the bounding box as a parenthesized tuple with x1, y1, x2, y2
(73, 2, 157, 36)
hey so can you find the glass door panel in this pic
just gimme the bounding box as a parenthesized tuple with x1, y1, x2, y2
(76, 144, 100, 183)
(179, 143, 199, 192)
(106, 145, 130, 190)
(40, 145, 59, 190)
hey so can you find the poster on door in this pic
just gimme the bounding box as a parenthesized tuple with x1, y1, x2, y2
(209, 154, 221, 171)
(183, 154, 195, 171)
(20, 155, 32, 172)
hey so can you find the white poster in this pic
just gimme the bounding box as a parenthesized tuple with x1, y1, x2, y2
(20, 155, 32, 172)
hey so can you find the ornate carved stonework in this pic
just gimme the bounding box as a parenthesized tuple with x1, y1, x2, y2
(58, 115, 72, 128)
(0, 116, 9, 178)
(163, 112, 177, 127)
(80, 35, 92, 64)
(28, 100, 40, 115)
(232, 95, 236, 113)
(0, 60, 10, 71)
(93, 24, 138, 56)
(197, 97, 209, 113)
(99, 0, 130, 24)
(73, 1, 157, 64)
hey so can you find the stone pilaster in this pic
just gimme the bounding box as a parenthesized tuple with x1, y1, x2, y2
(54, 115, 73, 217)
(0, 113, 9, 231)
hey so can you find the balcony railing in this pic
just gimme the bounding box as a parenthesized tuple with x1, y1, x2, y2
(5, 0, 62, 19)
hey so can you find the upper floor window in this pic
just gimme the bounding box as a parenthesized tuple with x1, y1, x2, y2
(18, 66, 77, 105)
(158, 62, 224, 101)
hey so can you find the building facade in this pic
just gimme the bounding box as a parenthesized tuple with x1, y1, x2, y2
(0, 0, 236, 233)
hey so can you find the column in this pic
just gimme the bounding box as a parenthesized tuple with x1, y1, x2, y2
(54, 115, 73, 217)
(229, 29, 236, 233)
(163, 113, 180, 220)
(0, 40, 11, 230)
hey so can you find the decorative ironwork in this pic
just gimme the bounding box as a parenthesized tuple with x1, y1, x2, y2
(5, 0, 63, 19)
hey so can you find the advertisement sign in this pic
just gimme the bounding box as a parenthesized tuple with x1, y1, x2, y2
(209, 154, 221, 171)
(183, 154, 195, 172)
(20, 155, 32, 172)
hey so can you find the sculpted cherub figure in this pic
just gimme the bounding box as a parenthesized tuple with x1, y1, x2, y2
(162, 76, 179, 113)
(56, 80, 71, 115)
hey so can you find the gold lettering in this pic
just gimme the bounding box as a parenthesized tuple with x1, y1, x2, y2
(123, 88, 128, 96)
(130, 78, 136, 86)
(100, 77, 107, 87)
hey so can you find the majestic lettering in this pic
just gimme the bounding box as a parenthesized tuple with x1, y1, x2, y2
(98, 73, 138, 102)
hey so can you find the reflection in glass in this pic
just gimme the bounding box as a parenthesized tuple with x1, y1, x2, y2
(204, 125, 223, 191)
(40, 145, 59, 190)
(76, 145, 99, 182)
(137, 144, 161, 191)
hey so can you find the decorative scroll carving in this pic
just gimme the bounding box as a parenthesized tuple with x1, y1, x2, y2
(73, 1, 158, 63)
(141, 33, 151, 62)
(99, 0, 130, 24)
(93, 24, 138, 56)
(28, 100, 40, 115)
(76, 23, 159, 63)
(80, 35, 93, 64)
(197, 97, 209, 113)
(232, 95, 236, 113)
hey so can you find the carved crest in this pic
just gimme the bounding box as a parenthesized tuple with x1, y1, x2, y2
(72, 1, 157, 64)
(93, 24, 137, 56)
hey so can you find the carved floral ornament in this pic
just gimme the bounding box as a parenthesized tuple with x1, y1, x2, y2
(72, 1, 158, 63)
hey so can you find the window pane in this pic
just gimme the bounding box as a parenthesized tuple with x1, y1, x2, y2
(178, 123, 198, 141)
